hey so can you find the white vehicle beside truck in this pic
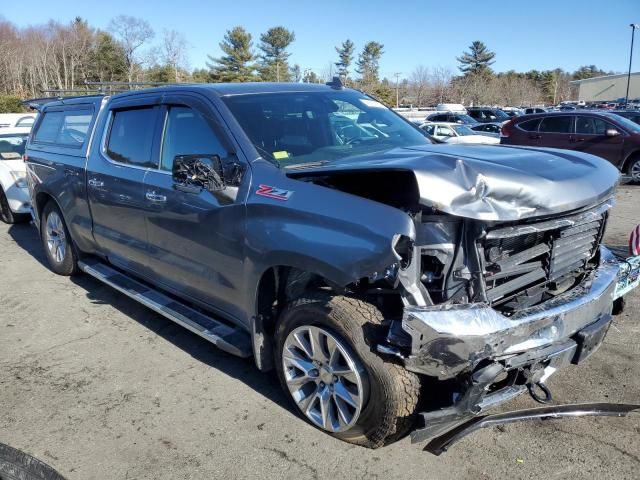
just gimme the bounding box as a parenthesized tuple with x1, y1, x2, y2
(0, 127, 31, 223)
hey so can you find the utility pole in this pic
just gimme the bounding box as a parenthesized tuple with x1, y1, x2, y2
(394, 72, 402, 108)
(625, 24, 639, 106)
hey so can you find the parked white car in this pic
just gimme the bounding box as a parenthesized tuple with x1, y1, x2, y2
(0, 113, 37, 129)
(435, 103, 467, 113)
(420, 122, 500, 145)
(0, 127, 31, 223)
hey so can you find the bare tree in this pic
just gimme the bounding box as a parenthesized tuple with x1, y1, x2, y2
(430, 66, 453, 104)
(161, 29, 188, 82)
(108, 15, 154, 83)
(408, 65, 430, 107)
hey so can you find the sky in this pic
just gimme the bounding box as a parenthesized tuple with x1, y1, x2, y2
(3, 0, 640, 80)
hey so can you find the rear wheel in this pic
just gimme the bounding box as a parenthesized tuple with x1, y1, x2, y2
(627, 156, 640, 183)
(274, 293, 421, 448)
(41, 201, 79, 276)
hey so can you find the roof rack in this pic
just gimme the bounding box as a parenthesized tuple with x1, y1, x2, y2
(22, 81, 184, 110)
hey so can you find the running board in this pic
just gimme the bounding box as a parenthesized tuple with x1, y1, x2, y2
(78, 260, 252, 358)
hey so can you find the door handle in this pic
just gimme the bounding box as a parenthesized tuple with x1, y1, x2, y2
(145, 191, 167, 203)
(528, 134, 541, 140)
(88, 178, 104, 187)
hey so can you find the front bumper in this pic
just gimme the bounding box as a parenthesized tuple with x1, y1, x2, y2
(401, 245, 640, 444)
(401, 245, 620, 380)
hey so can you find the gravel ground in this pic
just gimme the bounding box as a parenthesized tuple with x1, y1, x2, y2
(0, 186, 638, 480)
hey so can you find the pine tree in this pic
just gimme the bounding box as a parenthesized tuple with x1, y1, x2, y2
(456, 41, 495, 75)
(258, 26, 295, 82)
(334, 39, 355, 81)
(206, 26, 257, 82)
(356, 41, 384, 86)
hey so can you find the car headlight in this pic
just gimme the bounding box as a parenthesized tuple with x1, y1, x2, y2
(10, 171, 28, 189)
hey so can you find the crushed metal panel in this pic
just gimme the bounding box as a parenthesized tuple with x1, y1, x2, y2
(422, 403, 640, 455)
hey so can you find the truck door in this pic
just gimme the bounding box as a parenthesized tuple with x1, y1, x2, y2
(142, 93, 249, 318)
(86, 94, 163, 274)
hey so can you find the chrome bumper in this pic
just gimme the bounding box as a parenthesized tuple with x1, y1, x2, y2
(401, 246, 621, 379)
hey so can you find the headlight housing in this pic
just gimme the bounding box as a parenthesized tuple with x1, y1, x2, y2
(10, 171, 27, 189)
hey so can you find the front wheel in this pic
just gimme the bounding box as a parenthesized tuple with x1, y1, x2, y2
(41, 201, 79, 276)
(274, 294, 421, 448)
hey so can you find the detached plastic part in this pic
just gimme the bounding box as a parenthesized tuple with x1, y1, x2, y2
(424, 403, 640, 455)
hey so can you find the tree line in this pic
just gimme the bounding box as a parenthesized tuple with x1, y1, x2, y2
(0, 15, 616, 112)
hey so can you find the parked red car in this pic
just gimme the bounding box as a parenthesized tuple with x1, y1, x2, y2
(500, 111, 640, 181)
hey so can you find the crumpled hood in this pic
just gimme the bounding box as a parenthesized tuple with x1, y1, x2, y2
(287, 144, 620, 221)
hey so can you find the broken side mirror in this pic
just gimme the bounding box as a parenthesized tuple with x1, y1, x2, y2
(605, 128, 620, 137)
(172, 154, 226, 193)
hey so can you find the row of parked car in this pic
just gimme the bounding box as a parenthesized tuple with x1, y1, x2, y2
(409, 104, 640, 181)
(500, 110, 640, 181)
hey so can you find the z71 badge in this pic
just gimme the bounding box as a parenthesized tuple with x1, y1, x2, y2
(255, 185, 293, 201)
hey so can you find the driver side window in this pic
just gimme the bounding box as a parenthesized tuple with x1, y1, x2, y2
(160, 106, 228, 171)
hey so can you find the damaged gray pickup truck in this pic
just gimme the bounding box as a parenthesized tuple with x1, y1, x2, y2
(26, 82, 640, 453)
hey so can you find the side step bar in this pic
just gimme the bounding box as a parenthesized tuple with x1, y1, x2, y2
(78, 260, 252, 358)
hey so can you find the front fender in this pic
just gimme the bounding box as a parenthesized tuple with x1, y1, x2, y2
(241, 165, 416, 318)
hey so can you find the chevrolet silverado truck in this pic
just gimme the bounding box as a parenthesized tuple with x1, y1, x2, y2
(25, 83, 640, 452)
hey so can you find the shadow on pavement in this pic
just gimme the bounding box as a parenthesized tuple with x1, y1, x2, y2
(6, 221, 295, 417)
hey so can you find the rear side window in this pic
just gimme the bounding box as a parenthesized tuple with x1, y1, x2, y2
(34, 109, 92, 146)
(34, 111, 65, 143)
(539, 116, 572, 133)
(517, 119, 540, 131)
(106, 107, 158, 168)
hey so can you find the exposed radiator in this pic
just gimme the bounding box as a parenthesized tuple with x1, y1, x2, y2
(482, 204, 608, 311)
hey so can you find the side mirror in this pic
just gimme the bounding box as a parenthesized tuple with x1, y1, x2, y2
(605, 128, 620, 137)
(172, 154, 225, 192)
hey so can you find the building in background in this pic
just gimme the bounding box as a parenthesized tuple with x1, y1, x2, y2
(571, 72, 640, 103)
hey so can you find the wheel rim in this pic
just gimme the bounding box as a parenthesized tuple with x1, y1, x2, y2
(631, 160, 640, 182)
(282, 325, 365, 433)
(45, 211, 67, 264)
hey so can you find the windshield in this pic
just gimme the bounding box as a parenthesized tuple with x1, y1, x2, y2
(452, 125, 476, 136)
(223, 90, 431, 167)
(0, 134, 28, 160)
(493, 110, 510, 120)
(610, 114, 640, 134)
(453, 114, 478, 125)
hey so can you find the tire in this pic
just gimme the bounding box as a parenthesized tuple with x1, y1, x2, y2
(627, 156, 640, 184)
(0, 442, 66, 480)
(0, 186, 21, 224)
(41, 201, 79, 276)
(274, 293, 421, 448)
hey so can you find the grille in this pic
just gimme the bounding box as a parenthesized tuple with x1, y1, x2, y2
(482, 205, 607, 311)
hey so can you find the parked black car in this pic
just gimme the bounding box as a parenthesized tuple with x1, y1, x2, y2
(424, 112, 477, 124)
(501, 111, 640, 181)
(466, 107, 511, 123)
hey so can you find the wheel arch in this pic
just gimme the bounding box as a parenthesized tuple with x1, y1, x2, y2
(622, 149, 640, 174)
(250, 264, 350, 372)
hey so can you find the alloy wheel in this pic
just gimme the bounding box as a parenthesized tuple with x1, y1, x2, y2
(282, 325, 365, 432)
(631, 159, 640, 182)
(45, 211, 67, 264)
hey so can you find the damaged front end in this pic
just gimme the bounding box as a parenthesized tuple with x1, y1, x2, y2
(376, 198, 640, 446)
